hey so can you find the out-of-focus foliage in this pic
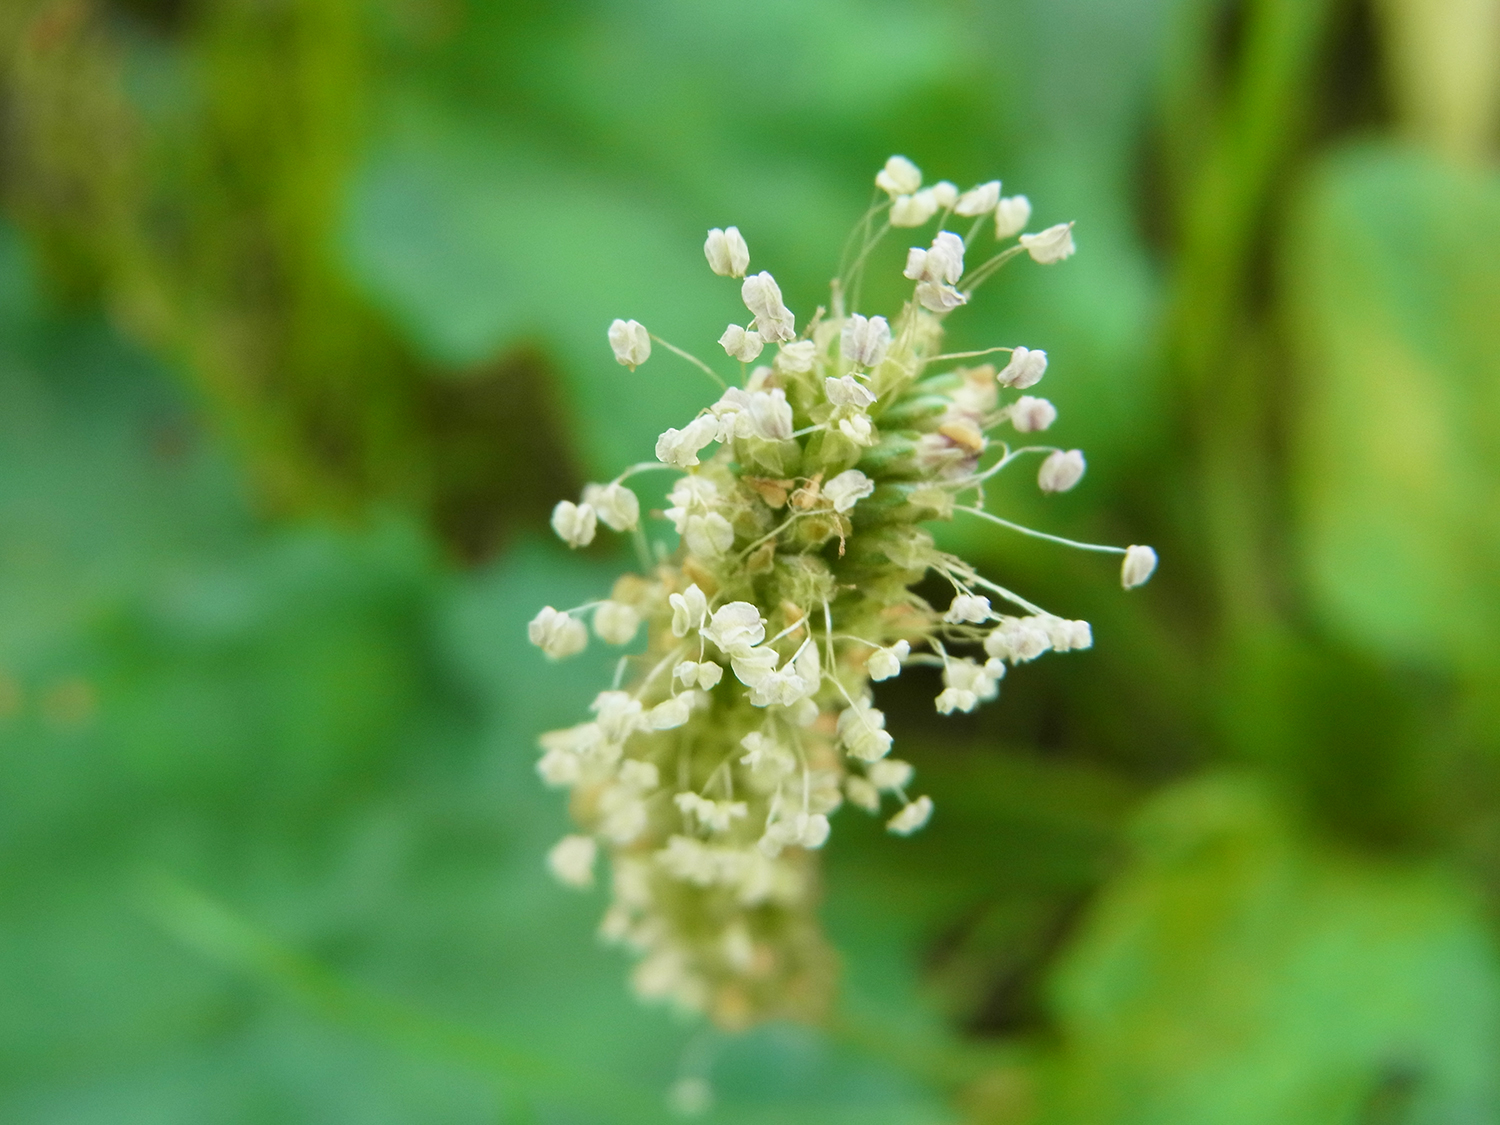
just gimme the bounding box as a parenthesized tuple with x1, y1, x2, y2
(1, 0, 1498, 1121)
(1039, 777, 1500, 1125)
(1288, 145, 1500, 679)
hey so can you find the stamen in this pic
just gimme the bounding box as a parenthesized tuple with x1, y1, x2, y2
(928, 345, 1016, 363)
(960, 244, 1028, 292)
(649, 334, 728, 389)
(957, 505, 1127, 555)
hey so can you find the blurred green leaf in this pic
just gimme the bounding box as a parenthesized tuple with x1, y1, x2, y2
(1286, 144, 1500, 676)
(1032, 775, 1500, 1125)
(344, 102, 737, 479)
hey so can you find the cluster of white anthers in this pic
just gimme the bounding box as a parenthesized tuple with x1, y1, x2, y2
(529, 155, 1157, 1029)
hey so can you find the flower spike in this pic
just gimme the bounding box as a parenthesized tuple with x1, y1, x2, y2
(529, 157, 1154, 1029)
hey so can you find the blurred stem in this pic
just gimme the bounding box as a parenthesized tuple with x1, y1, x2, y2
(1163, 0, 1340, 637)
(4, 0, 424, 515)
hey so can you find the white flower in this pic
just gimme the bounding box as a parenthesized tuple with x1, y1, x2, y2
(618, 759, 660, 791)
(608, 318, 651, 369)
(1122, 544, 1158, 589)
(675, 792, 748, 833)
(536, 723, 600, 786)
(702, 602, 766, 655)
(845, 776, 880, 811)
(740, 388, 794, 441)
(875, 155, 922, 196)
(658, 835, 718, 884)
(867, 640, 909, 681)
(1038, 449, 1086, 493)
(825, 375, 877, 410)
(944, 593, 992, 624)
(985, 617, 1053, 663)
(684, 512, 735, 557)
(798, 813, 831, 848)
(594, 601, 640, 645)
(717, 386, 794, 443)
(547, 835, 597, 888)
(539, 722, 604, 758)
(949, 385, 999, 434)
(528, 606, 587, 659)
(746, 646, 818, 708)
(935, 687, 975, 714)
(664, 477, 718, 536)
(997, 347, 1048, 388)
(994, 195, 1032, 238)
(709, 386, 751, 441)
(536, 745, 580, 787)
(649, 697, 691, 729)
(837, 414, 875, 446)
(582, 482, 640, 531)
(1041, 617, 1093, 652)
(937, 657, 1000, 713)
(704, 226, 750, 277)
(838, 699, 892, 761)
(739, 731, 794, 777)
(915, 280, 968, 313)
(674, 660, 724, 690)
(550, 500, 597, 548)
(825, 375, 880, 443)
(890, 189, 939, 227)
(948, 657, 996, 702)
(788, 696, 819, 727)
(633, 953, 705, 1011)
(719, 323, 764, 362)
(741, 271, 796, 342)
(778, 643, 822, 707)
(763, 811, 830, 853)
(654, 415, 719, 468)
(932, 180, 959, 208)
(598, 786, 648, 844)
(824, 469, 875, 513)
(887, 796, 933, 835)
(869, 758, 914, 791)
(591, 690, 645, 743)
(1010, 396, 1057, 433)
(903, 230, 965, 284)
(730, 645, 779, 688)
(669, 583, 709, 637)
(1020, 222, 1076, 264)
(775, 340, 818, 374)
(954, 180, 1001, 217)
(841, 314, 892, 367)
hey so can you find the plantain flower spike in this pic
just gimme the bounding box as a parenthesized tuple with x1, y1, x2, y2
(530, 156, 1155, 1030)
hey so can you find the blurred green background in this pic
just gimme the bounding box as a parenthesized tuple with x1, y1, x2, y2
(1, 0, 1498, 1121)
